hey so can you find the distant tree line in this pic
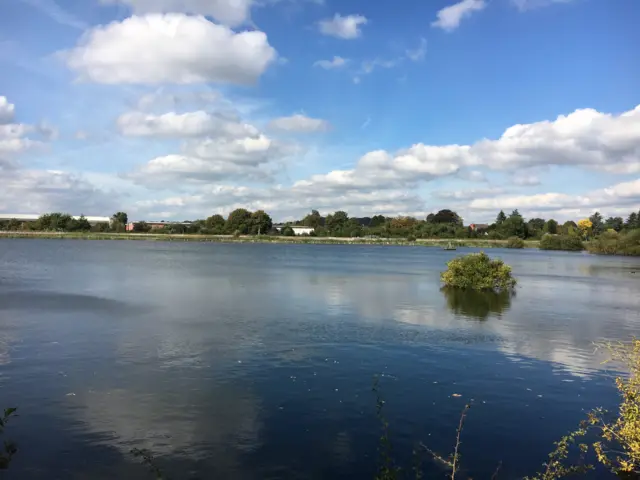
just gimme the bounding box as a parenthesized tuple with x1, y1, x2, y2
(2, 207, 638, 254)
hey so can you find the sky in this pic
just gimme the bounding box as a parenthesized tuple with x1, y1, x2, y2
(0, 0, 639, 223)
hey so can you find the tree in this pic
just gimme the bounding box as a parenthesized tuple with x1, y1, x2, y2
(625, 212, 638, 231)
(370, 215, 386, 227)
(325, 211, 349, 235)
(68, 215, 91, 232)
(281, 226, 295, 236)
(605, 216, 624, 232)
(527, 218, 546, 232)
(225, 209, 252, 234)
(562, 220, 578, 235)
(132, 221, 151, 233)
(577, 218, 593, 239)
(250, 210, 272, 235)
(501, 210, 527, 238)
(496, 210, 507, 225)
(111, 212, 128, 225)
(205, 214, 226, 234)
(544, 219, 558, 235)
(429, 209, 462, 225)
(302, 210, 323, 228)
(589, 211, 604, 236)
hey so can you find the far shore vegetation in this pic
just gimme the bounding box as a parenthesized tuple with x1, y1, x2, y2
(1, 208, 639, 255)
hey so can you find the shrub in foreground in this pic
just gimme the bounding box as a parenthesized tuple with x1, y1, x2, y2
(506, 236, 525, 249)
(440, 252, 516, 291)
(539, 234, 584, 251)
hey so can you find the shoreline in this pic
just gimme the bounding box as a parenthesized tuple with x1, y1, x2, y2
(0, 231, 541, 248)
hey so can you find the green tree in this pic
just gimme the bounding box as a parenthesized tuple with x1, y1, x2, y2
(428, 209, 462, 225)
(225, 209, 252, 234)
(205, 214, 226, 234)
(132, 221, 151, 233)
(496, 210, 507, 225)
(302, 210, 323, 228)
(250, 210, 272, 235)
(625, 212, 638, 231)
(325, 211, 349, 235)
(281, 226, 295, 236)
(605, 216, 624, 232)
(370, 215, 386, 228)
(112, 212, 128, 225)
(544, 219, 558, 235)
(527, 218, 546, 238)
(589, 211, 604, 236)
(68, 215, 91, 232)
(502, 210, 527, 238)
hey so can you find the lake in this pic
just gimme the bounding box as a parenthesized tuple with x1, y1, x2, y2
(1, 239, 639, 479)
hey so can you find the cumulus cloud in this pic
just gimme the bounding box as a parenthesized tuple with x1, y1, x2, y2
(432, 0, 486, 32)
(101, 0, 253, 26)
(0, 97, 15, 124)
(0, 167, 118, 214)
(117, 111, 259, 138)
(318, 14, 367, 39)
(0, 96, 47, 156)
(267, 114, 330, 133)
(313, 56, 348, 69)
(469, 178, 640, 214)
(61, 14, 277, 85)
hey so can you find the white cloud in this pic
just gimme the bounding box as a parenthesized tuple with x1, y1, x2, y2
(0, 97, 47, 156)
(101, 0, 253, 26)
(0, 168, 118, 214)
(117, 111, 259, 138)
(318, 14, 367, 39)
(432, 0, 486, 32)
(136, 89, 221, 111)
(61, 14, 277, 85)
(469, 178, 640, 214)
(0, 97, 15, 124)
(406, 37, 427, 62)
(313, 56, 348, 69)
(267, 114, 330, 133)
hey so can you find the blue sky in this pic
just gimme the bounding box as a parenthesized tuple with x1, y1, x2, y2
(0, 0, 639, 222)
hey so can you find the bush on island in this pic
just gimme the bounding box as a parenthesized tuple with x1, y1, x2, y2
(440, 252, 516, 291)
(539, 233, 584, 251)
(506, 236, 525, 249)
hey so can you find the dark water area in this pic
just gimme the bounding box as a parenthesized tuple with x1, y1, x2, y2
(1, 240, 639, 479)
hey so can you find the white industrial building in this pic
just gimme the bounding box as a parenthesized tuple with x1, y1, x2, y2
(273, 225, 315, 235)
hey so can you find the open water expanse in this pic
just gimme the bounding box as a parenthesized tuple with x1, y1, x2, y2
(1, 239, 639, 479)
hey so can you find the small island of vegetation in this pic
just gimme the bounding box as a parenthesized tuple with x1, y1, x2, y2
(441, 252, 517, 291)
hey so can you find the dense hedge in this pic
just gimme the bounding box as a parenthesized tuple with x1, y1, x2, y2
(587, 229, 640, 256)
(539, 234, 584, 251)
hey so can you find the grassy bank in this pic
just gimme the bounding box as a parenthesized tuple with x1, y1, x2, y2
(0, 231, 541, 248)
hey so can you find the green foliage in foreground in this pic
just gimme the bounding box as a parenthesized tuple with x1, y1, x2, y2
(506, 236, 525, 249)
(0, 408, 17, 469)
(539, 234, 585, 252)
(587, 229, 640, 256)
(441, 252, 516, 292)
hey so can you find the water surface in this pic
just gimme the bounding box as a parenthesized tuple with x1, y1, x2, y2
(1, 240, 639, 479)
